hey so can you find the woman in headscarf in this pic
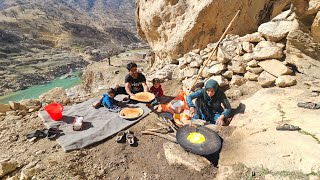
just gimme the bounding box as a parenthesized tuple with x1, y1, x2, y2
(186, 79, 231, 126)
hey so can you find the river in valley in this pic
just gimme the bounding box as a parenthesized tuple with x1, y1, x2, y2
(0, 72, 81, 104)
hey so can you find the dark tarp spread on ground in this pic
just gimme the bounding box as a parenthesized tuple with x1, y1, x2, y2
(38, 98, 151, 152)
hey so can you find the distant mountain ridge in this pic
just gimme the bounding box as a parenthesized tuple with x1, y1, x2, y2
(0, 0, 140, 96)
(0, 0, 139, 50)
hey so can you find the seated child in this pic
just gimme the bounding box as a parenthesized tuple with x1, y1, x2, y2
(149, 78, 164, 106)
(101, 88, 121, 112)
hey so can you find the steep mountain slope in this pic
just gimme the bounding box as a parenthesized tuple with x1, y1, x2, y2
(0, 0, 138, 49)
(0, 0, 139, 95)
(64, 0, 136, 32)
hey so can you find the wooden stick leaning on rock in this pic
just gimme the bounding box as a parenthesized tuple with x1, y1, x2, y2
(188, 10, 241, 93)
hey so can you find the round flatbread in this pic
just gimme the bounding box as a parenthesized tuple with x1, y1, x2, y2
(119, 107, 144, 120)
(131, 92, 155, 103)
(176, 125, 221, 155)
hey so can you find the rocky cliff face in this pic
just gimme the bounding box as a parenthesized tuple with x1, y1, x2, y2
(136, 0, 291, 63)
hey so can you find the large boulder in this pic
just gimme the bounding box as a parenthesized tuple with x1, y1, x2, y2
(8, 101, 22, 111)
(275, 75, 297, 87)
(307, 0, 320, 15)
(311, 10, 320, 42)
(228, 61, 247, 74)
(286, 20, 320, 79)
(291, 0, 310, 18)
(246, 66, 264, 74)
(208, 63, 226, 75)
(217, 47, 232, 63)
(19, 99, 42, 112)
(258, 59, 293, 77)
(244, 72, 259, 81)
(163, 142, 211, 172)
(0, 104, 11, 113)
(238, 32, 265, 43)
(147, 64, 178, 82)
(230, 75, 246, 86)
(258, 21, 293, 42)
(178, 67, 198, 80)
(182, 78, 204, 91)
(39, 87, 70, 105)
(258, 71, 276, 87)
(253, 44, 284, 60)
(218, 89, 320, 178)
(136, 0, 291, 62)
(207, 75, 229, 87)
(0, 160, 18, 178)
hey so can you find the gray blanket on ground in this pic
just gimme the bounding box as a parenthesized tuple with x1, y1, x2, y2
(38, 98, 151, 152)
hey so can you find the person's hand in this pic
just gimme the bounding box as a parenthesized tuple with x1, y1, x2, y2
(216, 116, 225, 126)
(189, 107, 195, 117)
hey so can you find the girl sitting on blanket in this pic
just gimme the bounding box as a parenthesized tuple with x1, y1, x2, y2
(102, 88, 121, 112)
(149, 78, 164, 106)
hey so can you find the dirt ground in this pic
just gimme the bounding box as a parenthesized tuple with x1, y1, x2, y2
(1, 58, 314, 179)
(0, 79, 220, 180)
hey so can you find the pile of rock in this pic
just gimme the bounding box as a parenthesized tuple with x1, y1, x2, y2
(177, 34, 296, 90)
(0, 99, 41, 119)
(175, 15, 310, 90)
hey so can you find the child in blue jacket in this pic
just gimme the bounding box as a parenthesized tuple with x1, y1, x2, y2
(102, 88, 121, 112)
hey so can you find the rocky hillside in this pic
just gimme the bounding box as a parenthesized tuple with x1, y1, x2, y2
(0, 0, 139, 50)
(0, 0, 140, 95)
(136, 0, 293, 63)
(64, 0, 137, 33)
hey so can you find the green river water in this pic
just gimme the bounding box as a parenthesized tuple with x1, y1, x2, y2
(0, 72, 81, 104)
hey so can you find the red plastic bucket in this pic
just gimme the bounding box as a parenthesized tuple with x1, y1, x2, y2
(44, 103, 64, 121)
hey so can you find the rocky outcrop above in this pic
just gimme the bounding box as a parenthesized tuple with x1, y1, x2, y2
(136, 0, 290, 62)
(149, 7, 320, 91)
(312, 11, 320, 41)
(286, 19, 320, 79)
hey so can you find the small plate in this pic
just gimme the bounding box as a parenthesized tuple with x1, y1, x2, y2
(118, 107, 144, 120)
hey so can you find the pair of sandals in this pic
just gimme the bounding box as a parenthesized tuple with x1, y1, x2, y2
(116, 130, 135, 145)
(297, 102, 320, 109)
(26, 128, 59, 140)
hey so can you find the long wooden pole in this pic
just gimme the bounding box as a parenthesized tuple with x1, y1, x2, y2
(141, 131, 177, 142)
(189, 10, 241, 93)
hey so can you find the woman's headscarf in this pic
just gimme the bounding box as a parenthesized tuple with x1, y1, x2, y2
(203, 79, 221, 103)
